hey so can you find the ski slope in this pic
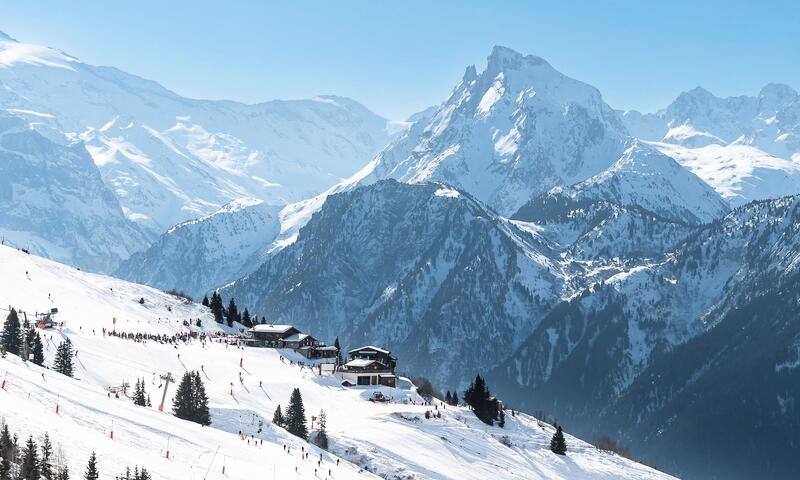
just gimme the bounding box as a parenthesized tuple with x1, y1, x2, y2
(0, 245, 673, 480)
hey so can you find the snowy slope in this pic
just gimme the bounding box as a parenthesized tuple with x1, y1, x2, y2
(115, 199, 282, 298)
(224, 180, 581, 388)
(492, 195, 800, 478)
(0, 245, 671, 480)
(544, 142, 729, 224)
(650, 141, 800, 207)
(0, 32, 396, 236)
(0, 109, 150, 272)
(621, 83, 800, 205)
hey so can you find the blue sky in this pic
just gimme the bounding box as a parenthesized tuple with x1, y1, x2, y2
(3, 0, 799, 119)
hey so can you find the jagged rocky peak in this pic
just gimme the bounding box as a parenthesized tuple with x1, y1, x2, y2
(367, 45, 629, 216)
(758, 83, 799, 114)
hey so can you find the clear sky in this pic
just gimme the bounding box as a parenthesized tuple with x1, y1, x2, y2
(3, 0, 799, 119)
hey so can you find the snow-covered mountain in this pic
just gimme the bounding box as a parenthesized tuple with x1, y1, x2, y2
(0, 31, 396, 237)
(225, 180, 570, 388)
(0, 109, 149, 272)
(220, 175, 800, 478)
(355, 46, 629, 216)
(115, 199, 281, 298)
(621, 83, 800, 206)
(0, 244, 672, 480)
(536, 142, 729, 225)
(491, 195, 800, 479)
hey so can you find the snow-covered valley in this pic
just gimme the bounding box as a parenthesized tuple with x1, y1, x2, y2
(0, 245, 672, 480)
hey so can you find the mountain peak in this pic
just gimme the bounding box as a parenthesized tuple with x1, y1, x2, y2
(682, 86, 715, 100)
(0, 30, 16, 42)
(486, 45, 550, 73)
(758, 83, 798, 112)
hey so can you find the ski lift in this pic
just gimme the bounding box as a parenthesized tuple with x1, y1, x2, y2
(36, 308, 58, 329)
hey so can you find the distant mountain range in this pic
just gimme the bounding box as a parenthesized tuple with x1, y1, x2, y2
(3, 29, 800, 478)
(0, 30, 397, 270)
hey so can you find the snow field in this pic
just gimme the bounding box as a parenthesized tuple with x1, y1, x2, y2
(0, 246, 673, 479)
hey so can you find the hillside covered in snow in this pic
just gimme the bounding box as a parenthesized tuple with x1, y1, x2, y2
(621, 83, 800, 206)
(0, 30, 397, 270)
(0, 245, 672, 480)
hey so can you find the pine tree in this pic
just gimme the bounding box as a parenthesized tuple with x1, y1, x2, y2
(0, 423, 13, 459)
(0, 457, 10, 480)
(284, 388, 308, 439)
(463, 375, 495, 425)
(1, 309, 22, 355)
(550, 425, 567, 455)
(498, 408, 506, 428)
(172, 371, 210, 426)
(57, 466, 69, 480)
(334, 337, 343, 365)
(192, 371, 211, 426)
(226, 298, 239, 327)
(133, 379, 147, 407)
(451, 391, 459, 406)
(241, 308, 252, 328)
(30, 331, 44, 366)
(0, 424, 13, 479)
(53, 340, 74, 377)
(201, 295, 209, 307)
(172, 372, 194, 422)
(445, 391, 452, 405)
(314, 409, 329, 450)
(272, 405, 284, 426)
(20, 435, 40, 480)
(209, 292, 224, 324)
(39, 433, 54, 479)
(83, 452, 99, 480)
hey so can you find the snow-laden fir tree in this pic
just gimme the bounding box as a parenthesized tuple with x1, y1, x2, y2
(116, 466, 151, 480)
(226, 298, 239, 327)
(30, 331, 44, 366)
(20, 435, 40, 479)
(40, 433, 54, 479)
(132, 378, 147, 407)
(550, 425, 567, 455)
(284, 388, 308, 440)
(84, 451, 99, 480)
(241, 308, 252, 328)
(272, 404, 284, 427)
(209, 292, 224, 324)
(1, 309, 21, 356)
(172, 371, 210, 426)
(313, 410, 328, 450)
(54, 340, 74, 377)
(463, 375, 497, 425)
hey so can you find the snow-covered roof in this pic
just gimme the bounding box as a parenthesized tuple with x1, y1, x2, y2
(315, 346, 338, 351)
(250, 324, 295, 334)
(348, 345, 390, 354)
(283, 333, 310, 342)
(345, 359, 379, 368)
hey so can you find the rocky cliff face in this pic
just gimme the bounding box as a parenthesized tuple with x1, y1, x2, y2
(0, 111, 148, 272)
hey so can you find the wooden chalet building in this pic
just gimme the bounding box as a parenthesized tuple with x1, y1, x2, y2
(339, 345, 397, 387)
(245, 324, 338, 360)
(248, 324, 300, 346)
